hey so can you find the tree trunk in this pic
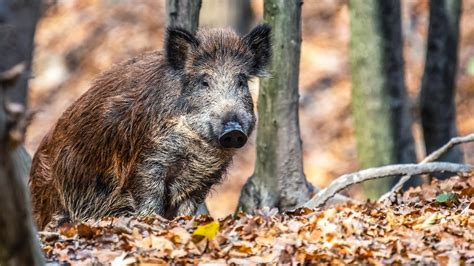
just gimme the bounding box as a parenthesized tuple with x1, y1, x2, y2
(0, 119, 43, 266)
(0, 0, 37, 181)
(0, 1, 43, 264)
(166, 0, 209, 215)
(11, 145, 32, 180)
(0, 0, 41, 104)
(200, 0, 254, 34)
(420, 0, 463, 169)
(349, 0, 418, 198)
(0, 69, 43, 265)
(237, 0, 312, 213)
(166, 0, 202, 34)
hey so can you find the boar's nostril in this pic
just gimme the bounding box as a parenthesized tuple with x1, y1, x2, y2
(219, 122, 248, 149)
(219, 130, 247, 148)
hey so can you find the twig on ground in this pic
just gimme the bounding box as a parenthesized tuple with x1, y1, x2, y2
(378, 133, 474, 202)
(304, 162, 471, 208)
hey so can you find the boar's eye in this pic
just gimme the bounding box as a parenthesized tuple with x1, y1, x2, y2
(237, 74, 248, 87)
(199, 74, 210, 88)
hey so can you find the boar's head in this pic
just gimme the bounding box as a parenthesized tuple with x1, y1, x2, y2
(165, 24, 272, 149)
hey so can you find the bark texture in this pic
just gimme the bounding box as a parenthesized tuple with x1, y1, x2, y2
(0, 1, 43, 264)
(420, 0, 463, 167)
(200, 0, 254, 34)
(0, 0, 41, 104)
(166, 0, 202, 34)
(0, 120, 43, 266)
(349, 0, 418, 198)
(165, 0, 209, 215)
(0, 71, 43, 266)
(0, 0, 37, 184)
(238, 0, 312, 213)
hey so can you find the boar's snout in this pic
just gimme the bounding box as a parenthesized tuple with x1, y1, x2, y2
(219, 121, 248, 149)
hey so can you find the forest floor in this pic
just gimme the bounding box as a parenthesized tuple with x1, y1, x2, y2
(41, 173, 474, 265)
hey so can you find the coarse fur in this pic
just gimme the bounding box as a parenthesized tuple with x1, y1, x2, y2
(29, 25, 272, 229)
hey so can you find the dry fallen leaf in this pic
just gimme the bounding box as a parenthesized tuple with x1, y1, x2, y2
(192, 220, 220, 241)
(38, 174, 474, 265)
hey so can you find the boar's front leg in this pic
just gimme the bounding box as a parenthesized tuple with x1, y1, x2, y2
(176, 199, 198, 217)
(172, 185, 210, 217)
(134, 162, 168, 216)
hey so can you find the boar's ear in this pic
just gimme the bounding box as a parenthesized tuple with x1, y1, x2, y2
(165, 27, 199, 70)
(243, 24, 272, 76)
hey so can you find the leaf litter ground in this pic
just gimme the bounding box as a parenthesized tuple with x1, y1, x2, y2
(40, 174, 474, 265)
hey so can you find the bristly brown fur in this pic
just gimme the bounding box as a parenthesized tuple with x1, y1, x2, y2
(29, 25, 272, 229)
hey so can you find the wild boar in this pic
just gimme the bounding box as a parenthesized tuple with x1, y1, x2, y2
(29, 24, 272, 228)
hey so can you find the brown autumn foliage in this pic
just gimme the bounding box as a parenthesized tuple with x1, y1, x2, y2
(40, 173, 474, 264)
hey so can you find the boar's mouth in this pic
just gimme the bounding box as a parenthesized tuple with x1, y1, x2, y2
(218, 122, 248, 149)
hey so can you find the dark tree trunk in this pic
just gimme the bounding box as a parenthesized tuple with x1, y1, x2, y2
(0, 0, 41, 104)
(166, 0, 202, 34)
(0, 0, 38, 180)
(166, 0, 209, 215)
(237, 0, 312, 213)
(0, 1, 44, 264)
(349, 0, 419, 198)
(200, 0, 254, 34)
(420, 0, 463, 168)
(0, 117, 43, 266)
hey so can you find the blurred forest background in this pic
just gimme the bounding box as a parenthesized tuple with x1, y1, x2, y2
(24, 0, 474, 217)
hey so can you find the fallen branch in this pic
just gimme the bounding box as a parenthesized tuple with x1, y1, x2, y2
(304, 162, 471, 208)
(379, 133, 474, 202)
(309, 185, 359, 207)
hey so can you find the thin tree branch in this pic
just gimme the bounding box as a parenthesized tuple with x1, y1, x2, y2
(379, 133, 474, 202)
(0, 62, 26, 85)
(304, 162, 471, 208)
(423, 133, 474, 162)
